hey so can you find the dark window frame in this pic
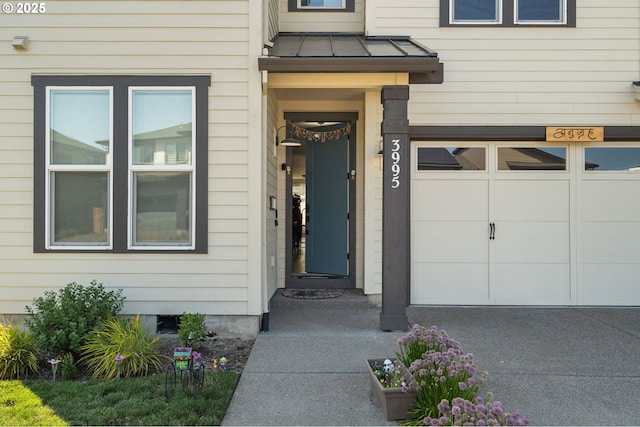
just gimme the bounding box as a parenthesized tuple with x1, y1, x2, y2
(288, 0, 354, 12)
(32, 75, 210, 253)
(440, 0, 576, 27)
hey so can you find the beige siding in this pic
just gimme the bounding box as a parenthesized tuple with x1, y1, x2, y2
(0, 0, 262, 330)
(278, 0, 365, 33)
(370, 0, 640, 126)
(265, 94, 279, 298)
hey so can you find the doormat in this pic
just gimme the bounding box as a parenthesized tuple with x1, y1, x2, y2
(281, 289, 344, 299)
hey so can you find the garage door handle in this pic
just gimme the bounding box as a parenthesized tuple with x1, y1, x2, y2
(489, 222, 495, 240)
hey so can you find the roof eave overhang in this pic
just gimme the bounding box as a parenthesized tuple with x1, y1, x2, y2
(258, 57, 440, 74)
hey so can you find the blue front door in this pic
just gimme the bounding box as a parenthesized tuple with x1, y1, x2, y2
(305, 129, 349, 276)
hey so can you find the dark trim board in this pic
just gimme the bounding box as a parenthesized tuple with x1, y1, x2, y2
(409, 125, 640, 141)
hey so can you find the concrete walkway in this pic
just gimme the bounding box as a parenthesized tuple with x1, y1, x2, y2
(222, 291, 640, 426)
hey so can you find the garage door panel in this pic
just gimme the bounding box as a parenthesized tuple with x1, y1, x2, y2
(583, 181, 640, 222)
(412, 179, 488, 221)
(494, 263, 571, 305)
(413, 221, 488, 263)
(494, 180, 569, 221)
(493, 221, 570, 264)
(412, 262, 490, 305)
(582, 222, 640, 263)
(582, 264, 640, 305)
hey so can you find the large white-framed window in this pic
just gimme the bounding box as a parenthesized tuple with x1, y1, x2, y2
(442, 0, 574, 26)
(128, 87, 196, 249)
(32, 75, 210, 253)
(45, 87, 113, 249)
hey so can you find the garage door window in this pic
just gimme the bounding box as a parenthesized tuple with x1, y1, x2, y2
(498, 147, 566, 170)
(417, 147, 486, 170)
(584, 148, 640, 171)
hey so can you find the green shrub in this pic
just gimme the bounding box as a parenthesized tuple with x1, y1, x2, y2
(0, 321, 39, 380)
(178, 312, 206, 347)
(59, 352, 77, 380)
(80, 315, 170, 379)
(25, 280, 124, 357)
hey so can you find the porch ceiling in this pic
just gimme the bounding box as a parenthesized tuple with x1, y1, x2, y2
(259, 33, 442, 81)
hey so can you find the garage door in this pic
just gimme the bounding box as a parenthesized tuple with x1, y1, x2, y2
(581, 147, 640, 305)
(411, 142, 640, 306)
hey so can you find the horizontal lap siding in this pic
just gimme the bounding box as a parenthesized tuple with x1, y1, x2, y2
(372, 0, 640, 126)
(0, 1, 256, 316)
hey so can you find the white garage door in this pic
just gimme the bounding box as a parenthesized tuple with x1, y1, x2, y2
(411, 142, 640, 306)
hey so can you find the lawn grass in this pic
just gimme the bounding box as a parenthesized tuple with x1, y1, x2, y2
(0, 371, 239, 426)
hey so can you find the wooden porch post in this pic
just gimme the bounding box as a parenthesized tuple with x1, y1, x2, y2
(380, 85, 410, 331)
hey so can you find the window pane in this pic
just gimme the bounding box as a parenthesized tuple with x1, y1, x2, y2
(131, 90, 193, 165)
(133, 172, 192, 246)
(50, 90, 110, 165)
(417, 147, 486, 170)
(517, 0, 562, 21)
(498, 147, 566, 170)
(300, 0, 345, 7)
(585, 148, 640, 171)
(517, 0, 561, 21)
(452, 0, 498, 21)
(51, 172, 109, 245)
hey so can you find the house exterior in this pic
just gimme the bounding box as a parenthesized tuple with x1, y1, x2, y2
(2, 0, 639, 336)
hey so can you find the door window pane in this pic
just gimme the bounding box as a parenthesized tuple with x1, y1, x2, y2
(133, 172, 192, 246)
(417, 147, 486, 170)
(452, 0, 498, 22)
(584, 148, 640, 171)
(49, 90, 110, 165)
(51, 172, 109, 245)
(516, 0, 563, 22)
(131, 90, 193, 165)
(498, 147, 566, 170)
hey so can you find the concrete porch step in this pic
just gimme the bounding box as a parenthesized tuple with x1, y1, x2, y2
(268, 288, 370, 310)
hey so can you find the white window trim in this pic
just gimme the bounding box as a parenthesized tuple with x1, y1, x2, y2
(127, 86, 197, 251)
(45, 86, 114, 250)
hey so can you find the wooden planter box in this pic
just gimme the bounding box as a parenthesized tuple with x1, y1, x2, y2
(365, 358, 416, 421)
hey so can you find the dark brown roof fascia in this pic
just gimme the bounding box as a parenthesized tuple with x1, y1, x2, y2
(258, 56, 441, 73)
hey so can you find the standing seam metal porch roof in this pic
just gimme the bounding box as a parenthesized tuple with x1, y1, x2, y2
(258, 33, 442, 78)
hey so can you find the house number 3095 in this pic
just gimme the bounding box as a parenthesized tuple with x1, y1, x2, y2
(390, 139, 400, 189)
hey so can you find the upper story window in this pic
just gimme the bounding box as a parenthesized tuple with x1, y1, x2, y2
(32, 75, 210, 253)
(441, 0, 575, 26)
(289, 0, 354, 12)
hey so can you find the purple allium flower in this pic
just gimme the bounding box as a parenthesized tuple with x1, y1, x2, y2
(115, 355, 124, 362)
(458, 381, 467, 390)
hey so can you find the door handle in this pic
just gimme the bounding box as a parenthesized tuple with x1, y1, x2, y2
(489, 222, 495, 240)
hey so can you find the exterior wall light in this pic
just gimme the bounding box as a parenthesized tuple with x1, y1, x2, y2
(275, 125, 301, 147)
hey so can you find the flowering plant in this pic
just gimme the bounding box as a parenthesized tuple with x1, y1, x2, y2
(394, 325, 527, 426)
(369, 358, 409, 389)
(423, 395, 531, 426)
(396, 324, 462, 368)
